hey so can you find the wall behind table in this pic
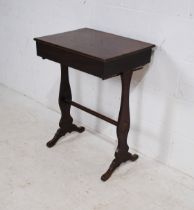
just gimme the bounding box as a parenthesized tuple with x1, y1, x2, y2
(0, 0, 194, 177)
(0, 0, 93, 108)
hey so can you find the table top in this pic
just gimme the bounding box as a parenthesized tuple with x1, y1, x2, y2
(35, 28, 154, 61)
(34, 28, 155, 79)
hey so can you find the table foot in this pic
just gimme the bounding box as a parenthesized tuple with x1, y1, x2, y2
(47, 124, 85, 148)
(101, 152, 138, 181)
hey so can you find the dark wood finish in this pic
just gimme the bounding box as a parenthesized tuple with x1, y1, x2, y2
(35, 41, 104, 78)
(34, 28, 154, 79)
(101, 71, 138, 181)
(46, 65, 85, 148)
(34, 28, 155, 181)
(70, 101, 118, 126)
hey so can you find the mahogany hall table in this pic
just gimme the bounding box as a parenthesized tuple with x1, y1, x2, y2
(34, 28, 155, 181)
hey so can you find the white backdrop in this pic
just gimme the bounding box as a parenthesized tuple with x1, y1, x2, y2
(0, 0, 194, 177)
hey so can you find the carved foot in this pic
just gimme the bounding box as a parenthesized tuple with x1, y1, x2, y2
(101, 152, 138, 182)
(70, 124, 85, 133)
(46, 124, 85, 148)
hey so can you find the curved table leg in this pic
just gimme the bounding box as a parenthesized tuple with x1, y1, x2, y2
(101, 70, 138, 181)
(47, 65, 85, 148)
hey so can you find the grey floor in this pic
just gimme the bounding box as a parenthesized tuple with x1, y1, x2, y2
(0, 84, 194, 210)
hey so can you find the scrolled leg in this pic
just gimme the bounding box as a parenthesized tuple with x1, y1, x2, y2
(101, 70, 138, 181)
(46, 65, 85, 148)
